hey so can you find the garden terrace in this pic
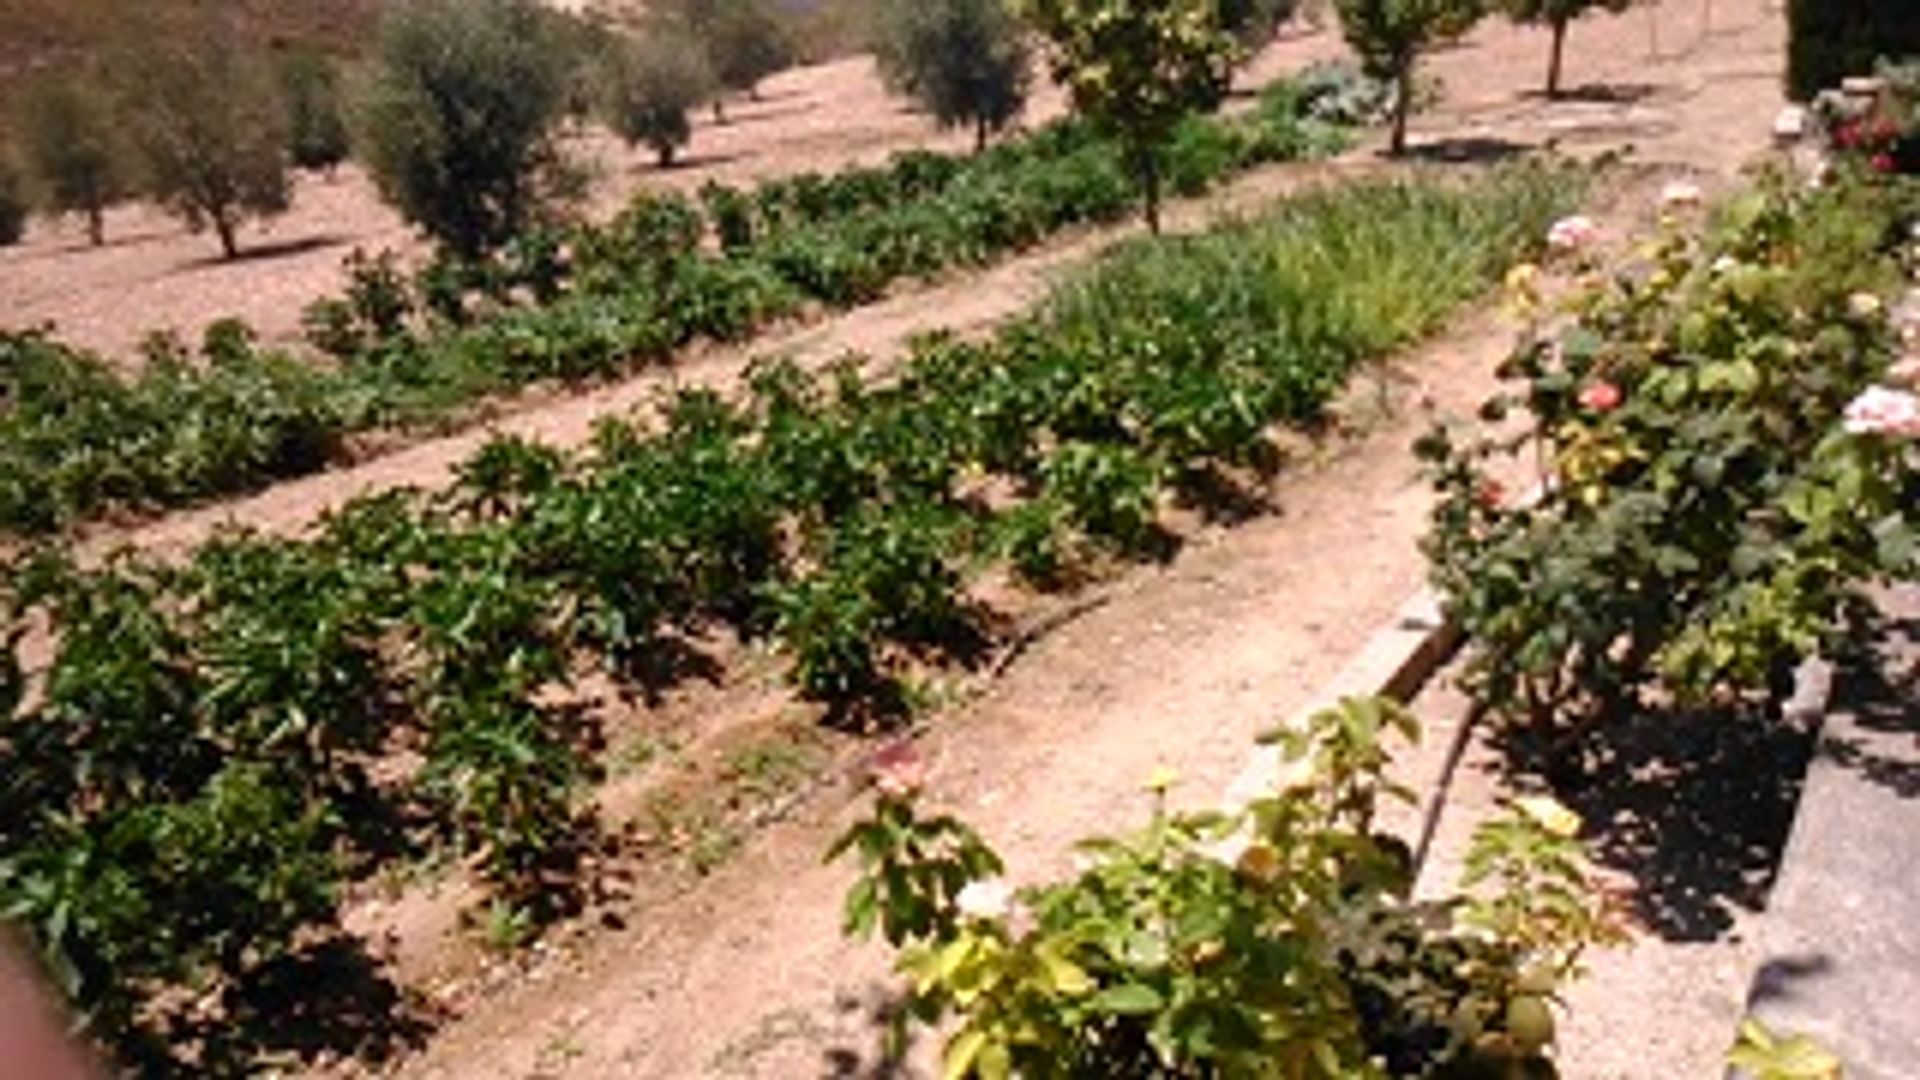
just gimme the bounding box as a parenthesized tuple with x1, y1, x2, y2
(0, 164, 1582, 1072)
(0, 84, 1351, 537)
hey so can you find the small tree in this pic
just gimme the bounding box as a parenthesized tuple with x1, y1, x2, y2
(1020, 0, 1239, 233)
(356, 0, 576, 260)
(1499, 0, 1630, 97)
(277, 48, 351, 174)
(114, 22, 293, 258)
(874, 0, 1033, 151)
(14, 72, 128, 246)
(1334, 0, 1485, 154)
(669, 0, 794, 119)
(596, 27, 716, 167)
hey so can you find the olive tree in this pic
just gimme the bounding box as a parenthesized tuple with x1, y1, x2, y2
(1333, 0, 1484, 154)
(277, 48, 351, 174)
(14, 72, 129, 246)
(114, 24, 293, 259)
(356, 0, 576, 260)
(1498, 0, 1630, 97)
(1020, 0, 1239, 233)
(596, 26, 716, 167)
(666, 0, 794, 119)
(874, 0, 1033, 151)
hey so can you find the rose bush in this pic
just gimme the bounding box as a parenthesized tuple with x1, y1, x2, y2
(1422, 166, 1920, 727)
(832, 698, 1622, 1077)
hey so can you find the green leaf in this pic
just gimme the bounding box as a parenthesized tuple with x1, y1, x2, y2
(944, 1029, 988, 1080)
(1091, 983, 1164, 1015)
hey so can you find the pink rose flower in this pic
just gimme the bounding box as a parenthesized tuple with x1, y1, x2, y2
(1844, 385, 1920, 438)
(871, 739, 928, 800)
(1547, 215, 1601, 253)
(1578, 380, 1623, 413)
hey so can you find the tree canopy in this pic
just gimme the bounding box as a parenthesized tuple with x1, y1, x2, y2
(355, 0, 576, 260)
(874, 0, 1034, 151)
(1019, 0, 1240, 231)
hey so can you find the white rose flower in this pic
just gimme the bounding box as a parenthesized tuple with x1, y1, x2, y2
(954, 878, 1015, 922)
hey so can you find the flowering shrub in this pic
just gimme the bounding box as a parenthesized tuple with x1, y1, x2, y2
(1422, 169, 1920, 725)
(832, 698, 1622, 1077)
(1810, 62, 1920, 176)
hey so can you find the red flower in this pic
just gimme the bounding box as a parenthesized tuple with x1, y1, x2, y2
(1578, 381, 1623, 412)
(1835, 122, 1861, 149)
(1475, 478, 1507, 511)
(1872, 152, 1897, 174)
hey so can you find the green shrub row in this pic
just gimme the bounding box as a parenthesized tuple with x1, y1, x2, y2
(0, 164, 1582, 1071)
(1423, 167, 1920, 727)
(0, 85, 1348, 536)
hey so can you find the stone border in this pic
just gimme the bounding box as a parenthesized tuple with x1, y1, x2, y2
(1221, 586, 1465, 854)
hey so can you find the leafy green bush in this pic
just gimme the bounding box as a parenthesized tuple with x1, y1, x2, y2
(832, 698, 1622, 1076)
(1291, 59, 1399, 127)
(1421, 169, 1920, 727)
(1786, 0, 1920, 101)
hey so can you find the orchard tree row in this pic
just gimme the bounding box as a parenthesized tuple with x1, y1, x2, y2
(0, 0, 1638, 256)
(0, 0, 796, 257)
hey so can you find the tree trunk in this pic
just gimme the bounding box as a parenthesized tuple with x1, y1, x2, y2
(86, 205, 104, 247)
(712, 99, 727, 125)
(1142, 154, 1162, 236)
(975, 117, 989, 154)
(1389, 66, 1413, 156)
(658, 142, 677, 169)
(215, 212, 239, 260)
(1547, 18, 1569, 97)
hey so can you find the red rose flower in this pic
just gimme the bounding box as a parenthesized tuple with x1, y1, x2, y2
(1872, 153, 1897, 174)
(1578, 380, 1623, 412)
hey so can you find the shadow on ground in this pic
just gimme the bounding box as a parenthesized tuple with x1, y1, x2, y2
(170, 935, 439, 1077)
(1492, 698, 1816, 944)
(1403, 137, 1533, 164)
(1821, 611, 1920, 800)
